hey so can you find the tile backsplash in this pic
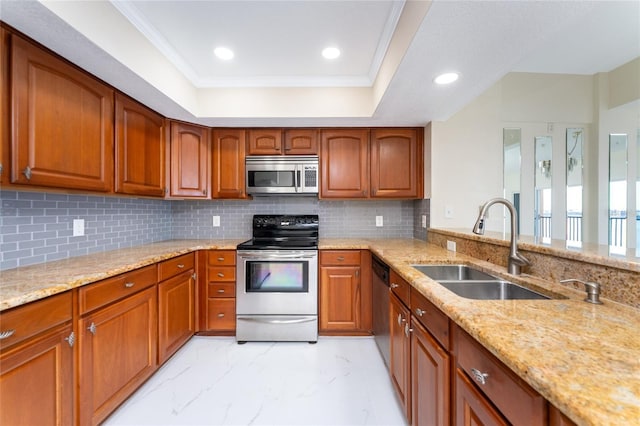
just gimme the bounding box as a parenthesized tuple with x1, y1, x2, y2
(1, 190, 428, 270)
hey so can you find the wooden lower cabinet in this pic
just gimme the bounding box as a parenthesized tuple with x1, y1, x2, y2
(0, 323, 74, 426)
(319, 250, 372, 334)
(204, 250, 237, 333)
(79, 286, 157, 426)
(158, 269, 195, 364)
(411, 318, 450, 426)
(390, 292, 412, 421)
(455, 367, 508, 426)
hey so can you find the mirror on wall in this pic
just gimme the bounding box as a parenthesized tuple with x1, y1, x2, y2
(566, 128, 583, 247)
(503, 128, 521, 233)
(609, 134, 628, 254)
(534, 136, 552, 243)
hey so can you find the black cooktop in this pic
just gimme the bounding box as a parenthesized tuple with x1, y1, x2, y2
(237, 214, 319, 250)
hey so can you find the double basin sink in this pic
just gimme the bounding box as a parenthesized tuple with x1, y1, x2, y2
(412, 264, 550, 300)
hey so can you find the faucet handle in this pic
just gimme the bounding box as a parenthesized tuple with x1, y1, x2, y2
(560, 279, 603, 304)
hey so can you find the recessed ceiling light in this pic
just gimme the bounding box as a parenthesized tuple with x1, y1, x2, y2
(434, 72, 459, 85)
(322, 47, 341, 60)
(214, 47, 234, 61)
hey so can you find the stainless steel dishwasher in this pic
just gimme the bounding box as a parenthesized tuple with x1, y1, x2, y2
(371, 255, 390, 368)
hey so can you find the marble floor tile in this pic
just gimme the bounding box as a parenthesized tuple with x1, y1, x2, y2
(103, 336, 407, 426)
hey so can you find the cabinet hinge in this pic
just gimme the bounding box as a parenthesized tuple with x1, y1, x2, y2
(65, 331, 76, 347)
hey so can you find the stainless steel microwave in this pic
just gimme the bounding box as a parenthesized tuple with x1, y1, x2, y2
(245, 156, 319, 196)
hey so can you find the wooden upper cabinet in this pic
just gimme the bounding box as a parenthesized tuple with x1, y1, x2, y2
(212, 128, 247, 199)
(115, 93, 167, 197)
(370, 128, 423, 198)
(10, 34, 114, 192)
(320, 129, 369, 198)
(1, 28, 9, 185)
(284, 129, 318, 155)
(169, 121, 210, 198)
(247, 129, 282, 155)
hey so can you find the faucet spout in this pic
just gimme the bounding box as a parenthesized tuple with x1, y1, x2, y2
(473, 198, 530, 275)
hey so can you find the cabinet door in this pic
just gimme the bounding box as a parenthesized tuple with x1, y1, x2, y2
(11, 34, 114, 191)
(0, 324, 74, 426)
(455, 368, 508, 426)
(1, 28, 9, 185)
(370, 128, 422, 198)
(411, 318, 450, 426)
(158, 270, 195, 364)
(115, 93, 167, 197)
(284, 129, 318, 155)
(248, 128, 282, 155)
(320, 129, 369, 198)
(170, 121, 210, 198)
(319, 265, 361, 332)
(212, 128, 247, 199)
(390, 293, 411, 421)
(79, 286, 157, 426)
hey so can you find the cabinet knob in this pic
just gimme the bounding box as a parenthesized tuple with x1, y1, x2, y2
(177, 264, 185, 269)
(87, 322, 97, 335)
(65, 331, 75, 347)
(217, 272, 225, 278)
(391, 283, 399, 289)
(22, 166, 32, 180)
(217, 257, 225, 262)
(191, 273, 197, 280)
(404, 323, 413, 338)
(217, 289, 225, 293)
(337, 256, 345, 261)
(415, 308, 425, 317)
(397, 313, 403, 326)
(0, 329, 16, 340)
(217, 313, 225, 318)
(124, 282, 135, 288)
(471, 368, 489, 385)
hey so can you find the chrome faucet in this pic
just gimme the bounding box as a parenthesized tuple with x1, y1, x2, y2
(473, 198, 530, 275)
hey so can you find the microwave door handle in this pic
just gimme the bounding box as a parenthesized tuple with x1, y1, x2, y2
(295, 166, 301, 193)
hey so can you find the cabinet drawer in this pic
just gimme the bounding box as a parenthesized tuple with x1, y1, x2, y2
(320, 250, 361, 265)
(390, 270, 411, 307)
(455, 327, 546, 426)
(208, 250, 236, 266)
(0, 292, 72, 350)
(207, 299, 236, 330)
(410, 287, 450, 350)
(208, 266, 236, 282)
(208, 282, 236, 298)
(79, 265, 157, 314)
(158, 253, 194, 282)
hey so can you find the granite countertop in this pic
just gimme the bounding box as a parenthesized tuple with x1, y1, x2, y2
(1, 238, 639, 425)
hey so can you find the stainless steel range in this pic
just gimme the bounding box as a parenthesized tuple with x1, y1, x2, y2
(236, 215, 319, 343)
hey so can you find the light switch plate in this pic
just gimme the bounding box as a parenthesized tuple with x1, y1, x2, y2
(375, 216, 383, 227)
(445, 205, 453, 218)
(73, 219, 85, 236)
(212, 216, 221, 227)
(421, 215, 427, 228)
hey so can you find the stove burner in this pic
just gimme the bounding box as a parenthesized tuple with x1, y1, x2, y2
(237, 214, 319, 251)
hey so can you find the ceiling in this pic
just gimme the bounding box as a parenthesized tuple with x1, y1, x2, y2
(1, 1, 639, 127)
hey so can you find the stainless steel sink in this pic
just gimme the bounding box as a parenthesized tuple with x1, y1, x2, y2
(411, 264, 497, 281)
(437, 280, 550, 300)
(411, 264, 551, 300)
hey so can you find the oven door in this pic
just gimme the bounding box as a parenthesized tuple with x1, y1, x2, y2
(236, 250, 318, 315)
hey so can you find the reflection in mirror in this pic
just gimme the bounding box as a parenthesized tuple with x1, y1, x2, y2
(535, 136, 552, 243)
(609, 134, 627, 253)
(566, 128, 583, 247)
(503, 128, 521, 234)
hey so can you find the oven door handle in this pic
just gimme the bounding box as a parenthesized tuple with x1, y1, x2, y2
(237, 252, 317, 260)
(237, 316, 316, 325)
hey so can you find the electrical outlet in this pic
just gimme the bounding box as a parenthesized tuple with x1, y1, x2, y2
(212, 216, 221, 227)
(447, 240, 456, 252)
(73, 219, 85, 236)
(445, 205, 453, 219)
(375, 216, 383, 227)
(421, 214, 427, 228)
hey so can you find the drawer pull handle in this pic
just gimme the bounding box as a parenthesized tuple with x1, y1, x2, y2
(471, 368, 489, 385)
(0, 330, 16, 340)
(87, 322, 97, 335)
(217, 273, 225, 277)
(337, 256, 345, 261)
(124, 282, 135, 288)
(415, 308, 425, 317)
(217, 289, 225, 293)
(217, 313, 225, 318)
(177, 264, 185, 269)
(390, 283, 399, 289)
(217, 257, 225, 262)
